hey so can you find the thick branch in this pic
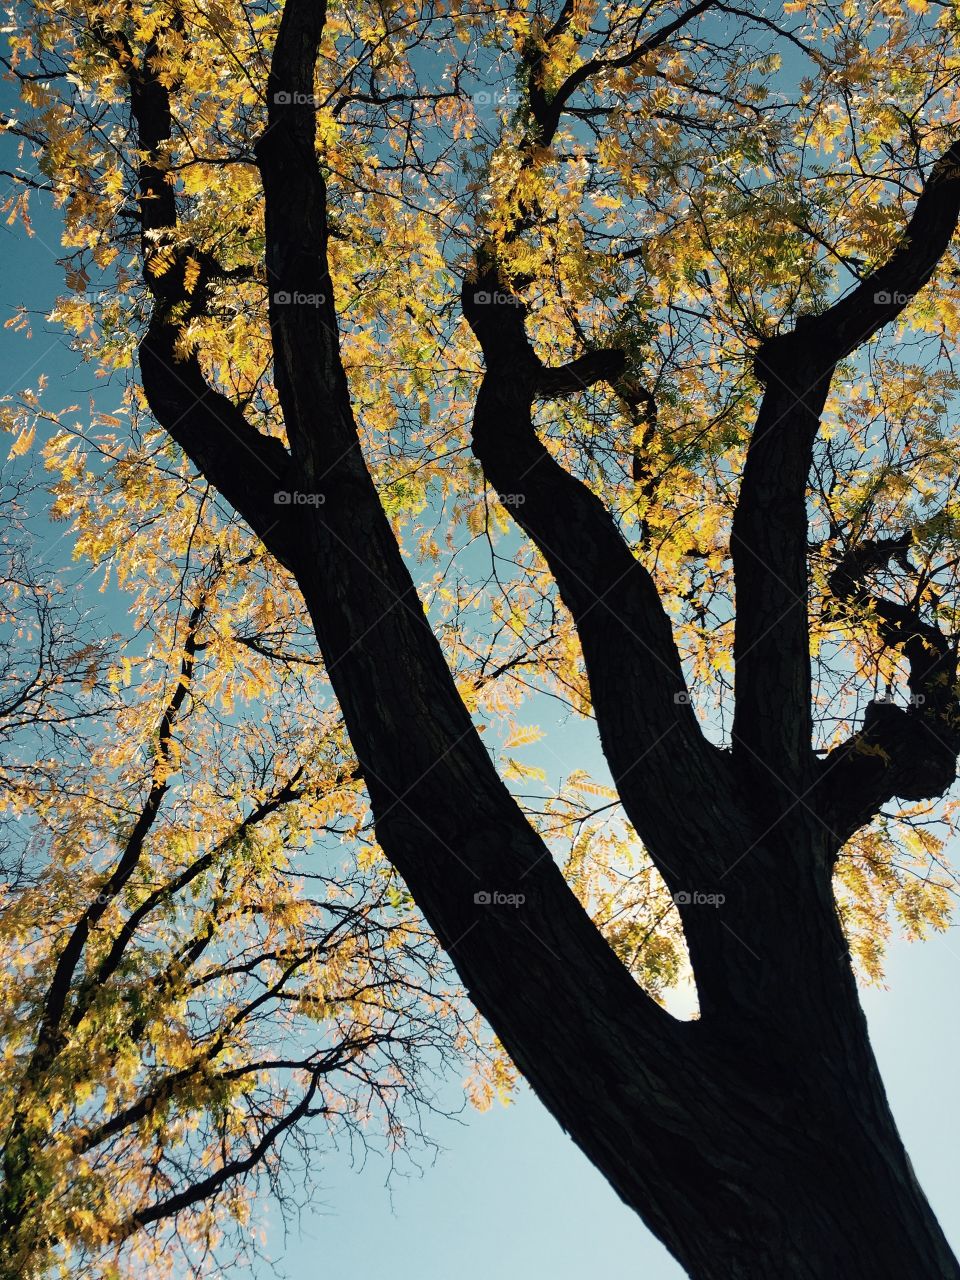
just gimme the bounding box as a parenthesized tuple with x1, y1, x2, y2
(123, 28, 299, 571)
(526, 0, 720, 147)
(731, 139, 960, 790)
(800, 141, 960, 367)
(536, 347, 628, 397)
(729, 352, 832, 785)
(138, 329, 298, 568)
(461, 276, 735, 910)
(818, 536, 960, 844)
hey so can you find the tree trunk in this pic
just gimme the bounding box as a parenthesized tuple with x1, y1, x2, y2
(613, 899, 960, 1280)
(634, 1009, 958, 1278)
(631, 1053, 960, 1280)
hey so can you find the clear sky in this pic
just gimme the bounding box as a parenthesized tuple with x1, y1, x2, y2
(1, 88, 958, 1280)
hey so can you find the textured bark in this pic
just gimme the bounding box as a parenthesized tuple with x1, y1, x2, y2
(117, 5, 960, 1277)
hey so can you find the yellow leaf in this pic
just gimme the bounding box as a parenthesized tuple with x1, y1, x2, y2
(7, 422, 35, 458)
(183, 255, 201, 295)
(502, 757, 546, 782)
(504, 723, 545, 749)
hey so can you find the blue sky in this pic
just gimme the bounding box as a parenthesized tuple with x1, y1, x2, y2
(1, 79, 958, 1280)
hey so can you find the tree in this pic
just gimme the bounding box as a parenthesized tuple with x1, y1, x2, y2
(5, 0, 960, 1275)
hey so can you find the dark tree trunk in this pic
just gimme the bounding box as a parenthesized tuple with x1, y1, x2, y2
(611, 858, 960, 1280)
(632, 1029, 960, 1280)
